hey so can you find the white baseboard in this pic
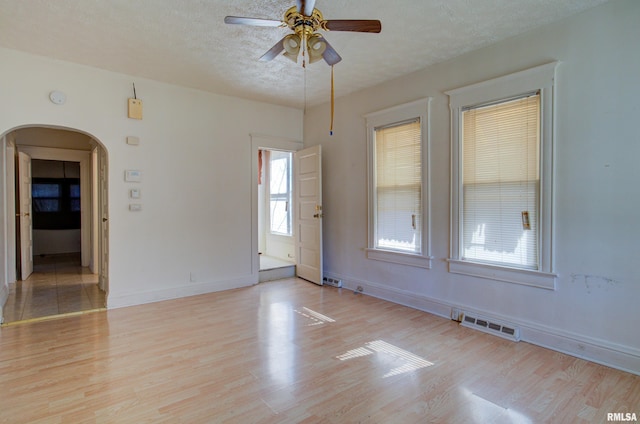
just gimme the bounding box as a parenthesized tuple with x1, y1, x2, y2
(331, 272, 640, 376)
(107, 275, 257, 309)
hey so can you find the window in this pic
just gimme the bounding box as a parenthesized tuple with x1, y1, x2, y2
(32, 178, 81, 230)
(365, 98, 432, 268)
(375, 120, 421, 253)
(446, 63, 558, 289)
(269, 150, 292, 236)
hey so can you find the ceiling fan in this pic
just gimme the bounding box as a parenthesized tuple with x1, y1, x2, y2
(224, 0, 381, 66)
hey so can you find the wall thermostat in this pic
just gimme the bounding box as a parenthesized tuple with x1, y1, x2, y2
(125, 170, 142, 182)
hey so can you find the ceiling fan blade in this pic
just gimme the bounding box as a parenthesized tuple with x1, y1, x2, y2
(319, 37, 342, 66)
(323, 20, 382, 33)
(296, 0, 316, 16)
(259, 37, 287, 62)
(224, 16, 284, 27)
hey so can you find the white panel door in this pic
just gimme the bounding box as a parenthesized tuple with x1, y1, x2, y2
(18, 151, 33, 280)
(294, 145, 323, 285)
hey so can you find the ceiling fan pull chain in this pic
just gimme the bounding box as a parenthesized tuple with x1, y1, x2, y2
(330, 64, 334, 136)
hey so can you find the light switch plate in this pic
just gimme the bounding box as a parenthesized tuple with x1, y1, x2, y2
(129, 188, 141, 199)
(129, 204, 142, 212)
(126, 136, 140, 145)
(128, 98, 143, 120)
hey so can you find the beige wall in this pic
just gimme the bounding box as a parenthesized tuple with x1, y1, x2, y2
(0, 47, 303, 308)
(304, 0, 640, 373)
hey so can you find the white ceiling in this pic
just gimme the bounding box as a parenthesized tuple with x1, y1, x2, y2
(0, 0, 609, 109)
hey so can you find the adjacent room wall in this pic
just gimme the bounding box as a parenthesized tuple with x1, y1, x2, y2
(0, 47, 303, 308)
(304, 0, 640, 373)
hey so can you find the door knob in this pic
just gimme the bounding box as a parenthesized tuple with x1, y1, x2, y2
(313, 213, 324, 218)
(102, 217, 108, 222)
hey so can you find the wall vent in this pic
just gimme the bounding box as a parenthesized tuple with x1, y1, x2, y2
(459, 311, 520, 342)
(323, 276, 343, 288)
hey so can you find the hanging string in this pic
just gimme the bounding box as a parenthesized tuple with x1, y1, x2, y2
(303, 57, 307, 116)
(330, 65, 335, 136)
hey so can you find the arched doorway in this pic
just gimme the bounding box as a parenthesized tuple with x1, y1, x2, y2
(1, 125, 109, 324)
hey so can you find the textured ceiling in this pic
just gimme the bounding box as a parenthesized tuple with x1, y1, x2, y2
(0, 0, 609, 109)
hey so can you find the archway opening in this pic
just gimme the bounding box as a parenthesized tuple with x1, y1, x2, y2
(1, 125, 109, 324)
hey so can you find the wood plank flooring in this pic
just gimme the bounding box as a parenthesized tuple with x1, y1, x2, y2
(2, 253, 105, 324)
(0, 278, 638, 423)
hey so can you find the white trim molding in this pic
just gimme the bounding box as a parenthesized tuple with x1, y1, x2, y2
(366, 248, 433, 269)
(446, 62, 559, 290)
(328, 271, 640, 376)
(108, 275, 256, 309)
(364, 97, 433, 269)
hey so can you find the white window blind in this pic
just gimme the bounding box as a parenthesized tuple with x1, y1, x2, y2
(462, 93, 540, 269)
(375, 119, 422, 253)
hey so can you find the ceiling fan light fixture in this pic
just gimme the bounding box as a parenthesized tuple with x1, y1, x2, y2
(307, 34, 326, 63)
(283, 34, 301, 62)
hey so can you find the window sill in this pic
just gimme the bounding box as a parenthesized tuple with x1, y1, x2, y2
(269, 232, 293, 238)
(366, 249, 432, 269)
(447, 259, 556, 290)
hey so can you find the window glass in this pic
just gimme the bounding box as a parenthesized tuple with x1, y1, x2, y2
(462, 94, 540, 269)
(269, 151, 292, 235)
(375, 120, 421, 253)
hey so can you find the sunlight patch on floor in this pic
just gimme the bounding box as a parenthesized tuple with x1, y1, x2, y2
(336, 339, 433, 378)
(294, 306, 336, 326)
(461, 388, 532, 424)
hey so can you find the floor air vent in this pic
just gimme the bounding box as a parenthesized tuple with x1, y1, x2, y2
(459, 311, 520, 342)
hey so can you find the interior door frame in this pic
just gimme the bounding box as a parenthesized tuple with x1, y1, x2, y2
(250, 134, 303, 282)
(17, 145, 92, 269)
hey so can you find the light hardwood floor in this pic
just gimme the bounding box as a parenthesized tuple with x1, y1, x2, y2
(2, 253, 106, 324)
(0, 278, 638, 423)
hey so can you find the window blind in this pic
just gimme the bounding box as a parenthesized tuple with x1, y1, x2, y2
(462, 93, 540, 269)
(375, 119, 421, 253)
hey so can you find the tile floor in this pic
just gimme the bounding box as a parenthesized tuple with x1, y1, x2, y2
(2, 253, 106, 324)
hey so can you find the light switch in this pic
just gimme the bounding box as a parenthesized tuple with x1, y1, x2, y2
(129, 204, 142, 212)
(129, 188, 141, 199)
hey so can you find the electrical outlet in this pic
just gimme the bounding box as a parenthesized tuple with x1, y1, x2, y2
(451, 308, 460, 321)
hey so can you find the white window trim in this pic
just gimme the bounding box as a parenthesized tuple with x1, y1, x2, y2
(446, 63, 559, 290)
(365, 97, 433, 269)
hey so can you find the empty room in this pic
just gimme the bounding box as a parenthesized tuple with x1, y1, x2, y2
(0, 0, 638, 422)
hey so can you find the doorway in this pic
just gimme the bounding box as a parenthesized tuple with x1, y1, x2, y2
(1, 126, 109, 324)
(258, 149, 296, 282)
(250, 135, 324, 286)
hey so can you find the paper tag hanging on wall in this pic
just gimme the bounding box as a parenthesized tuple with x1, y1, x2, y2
(128, 82, 143, 120)
(128, 98, 143, 120)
